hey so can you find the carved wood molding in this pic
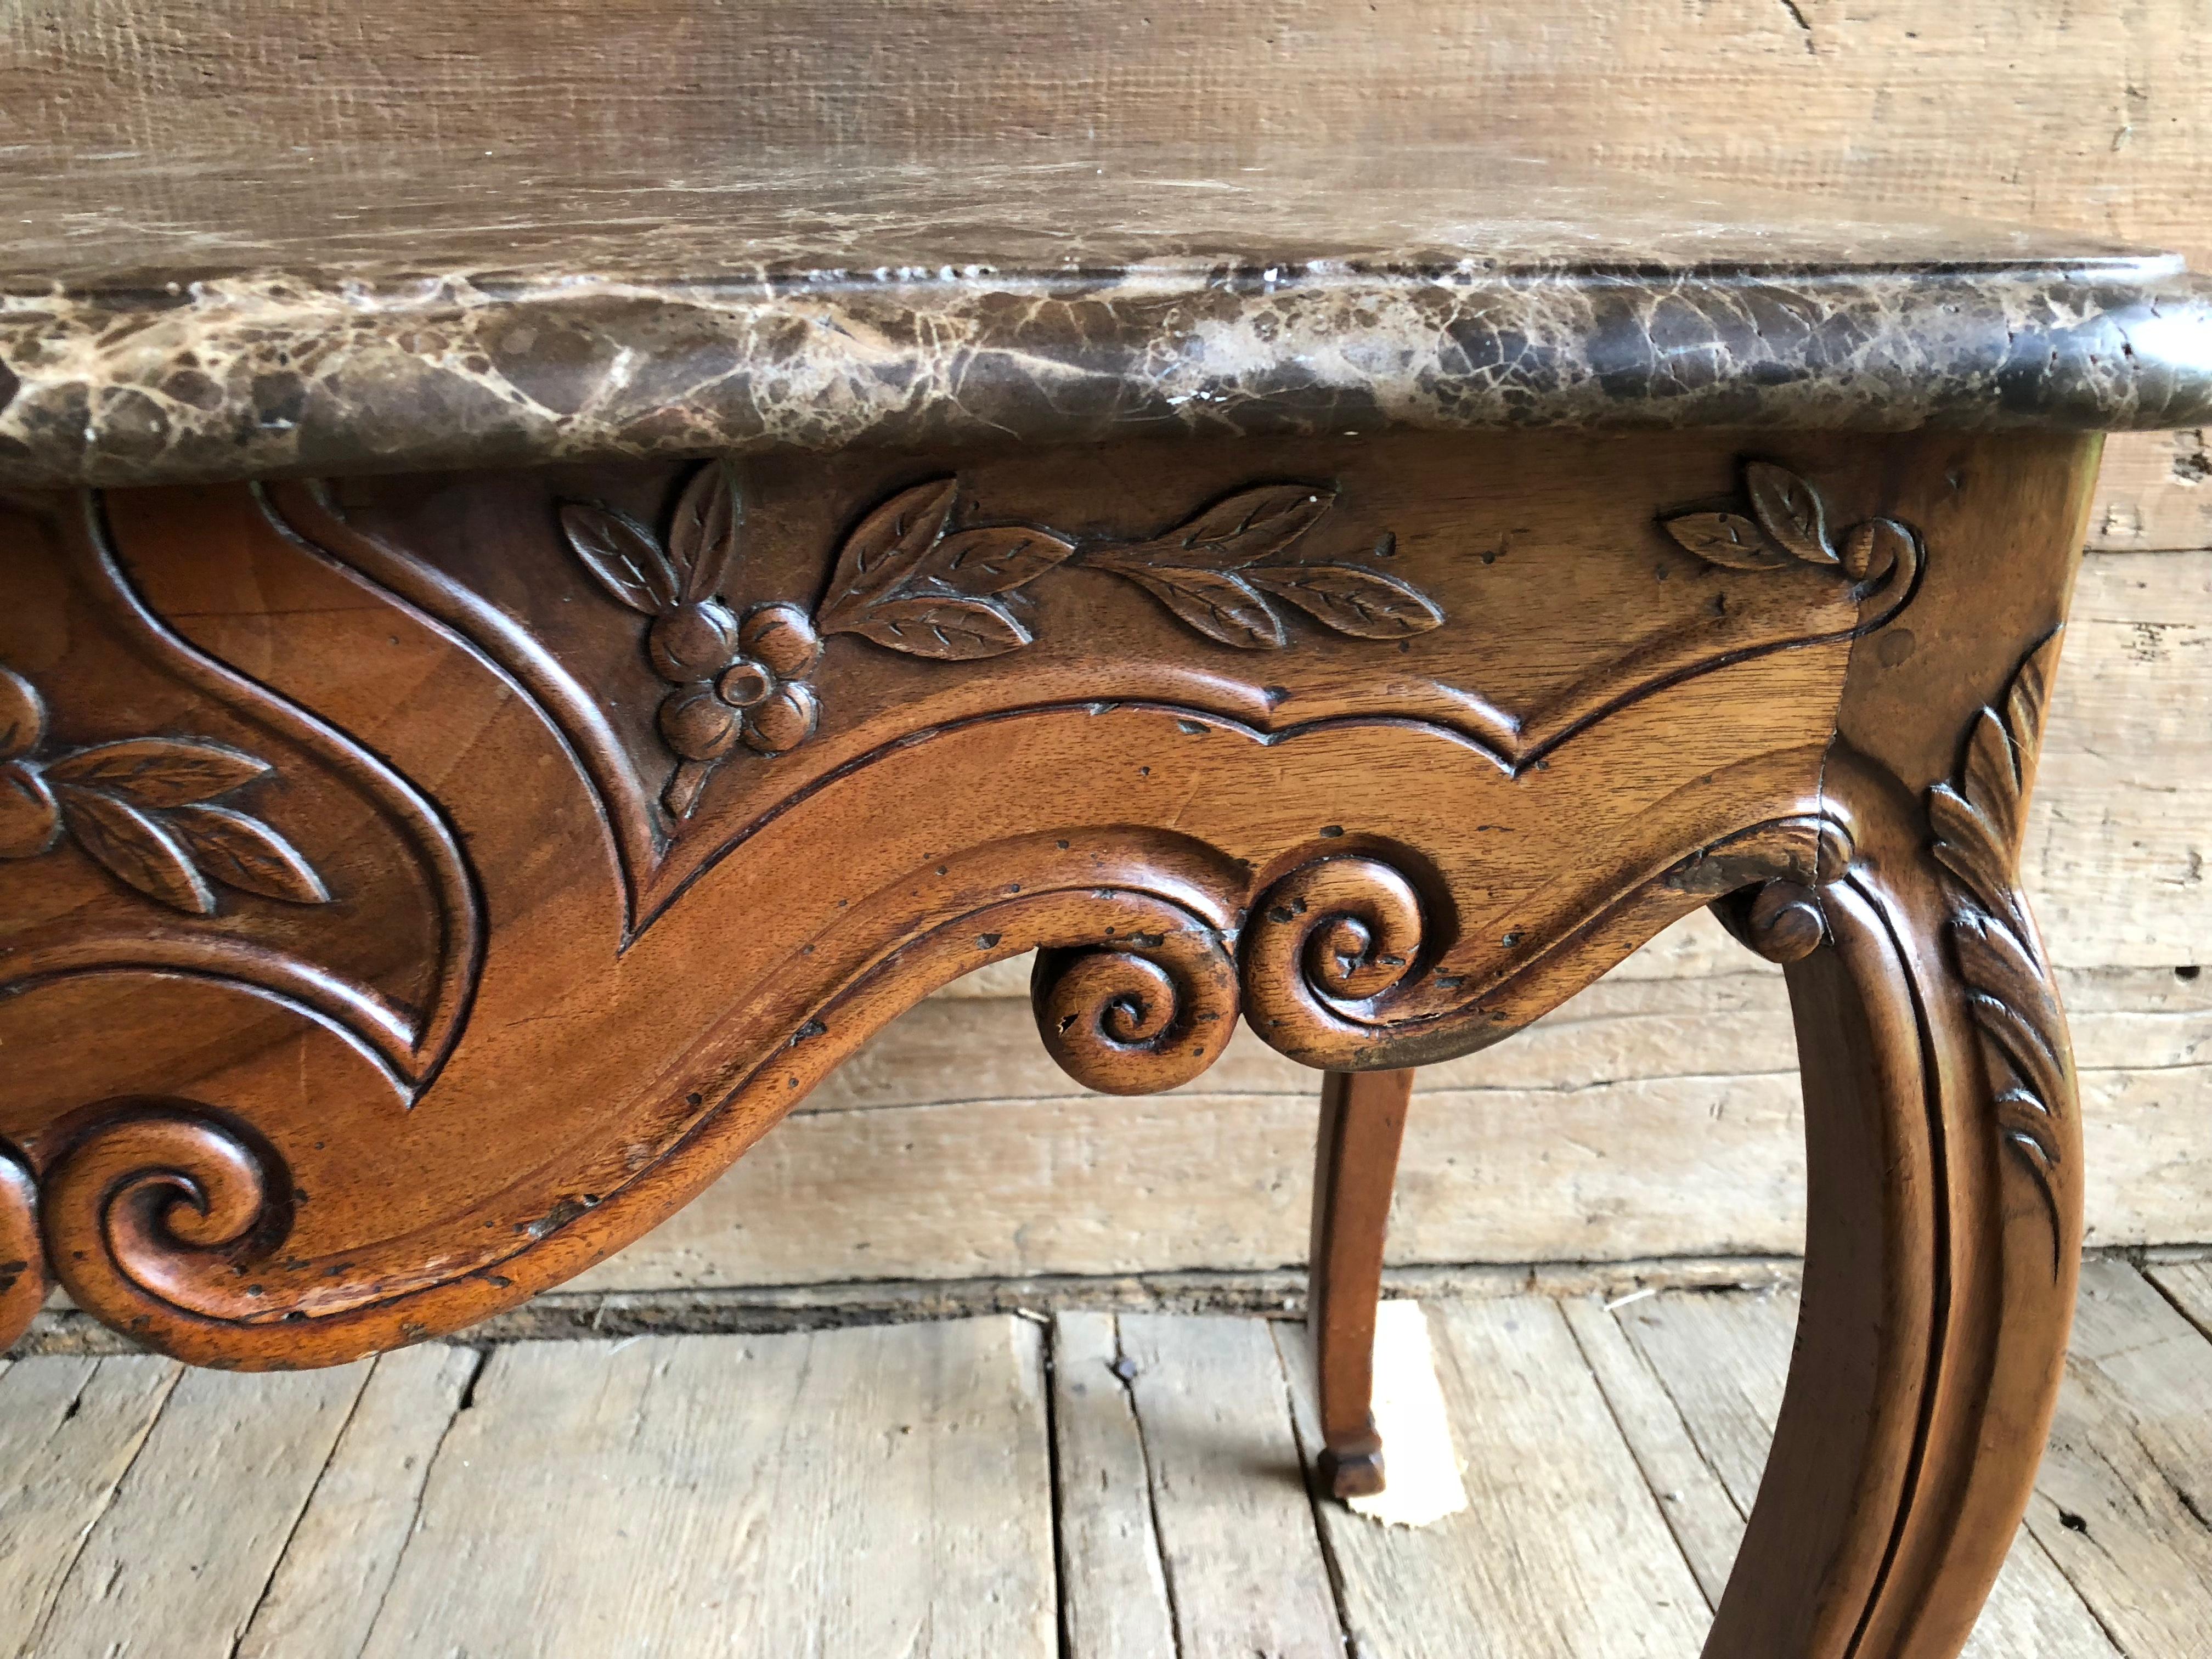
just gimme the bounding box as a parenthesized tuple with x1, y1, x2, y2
(266, 452, 1917, 952)
(15, 802, 1844, 1364)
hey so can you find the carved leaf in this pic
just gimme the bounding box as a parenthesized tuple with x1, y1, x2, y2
(560, 503, 680, 614)
(1662, 512, 1791, 571)
(2002, 633, 2063, 807)
(1097, 562, 1286, 650)
(1960, 705, 2026, 850)
(1149, 485, 1335, 568)
(1929, 782, 2023, 937)
(822, 479, 959, 620)
(1246, 564, 1444, 638)
(53, 785, 215, 914)
(168, 803, 331, 905)
(45, 739, 268, 808)
(1744, 462, 1837, 565)
(666, 462, 737, 603)
(913, 525, 1076, 597)
(831, 596, 1032, 661)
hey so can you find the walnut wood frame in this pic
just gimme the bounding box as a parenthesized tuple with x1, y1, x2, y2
(0, 426, 2096, 1659)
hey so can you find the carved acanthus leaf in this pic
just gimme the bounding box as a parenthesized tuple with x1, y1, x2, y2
(1929, 632, 2072, 1261)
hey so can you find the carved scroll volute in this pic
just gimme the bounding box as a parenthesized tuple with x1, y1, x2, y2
(1238, 855, 1427, 1067)
(0, 1140, 43, 1351)
(37, 1106, 291, 1352)
(1030, 904, 1243, 1096)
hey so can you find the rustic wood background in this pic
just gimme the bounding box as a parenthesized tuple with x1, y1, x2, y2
(9, 1, 2206, 1288)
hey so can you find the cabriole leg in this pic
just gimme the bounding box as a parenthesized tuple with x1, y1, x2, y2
(1308, 1066, 1414, 1500)
(1707, 646, 2083, 1659)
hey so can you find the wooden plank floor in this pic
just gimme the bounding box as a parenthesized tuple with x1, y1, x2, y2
(4, 1259, 2210, 1657)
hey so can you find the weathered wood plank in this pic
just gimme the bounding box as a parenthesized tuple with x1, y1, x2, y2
(2022, 1260, 2212, 1655)
(1558, 1294, 1745, 1609)
(0, 1355, 179, 1657)
(10, 3, 2209, 267)
(235, 1345, 478, 1659)
(2090, 431, 2212, 554)
(567, 955, 2208, 1291)
(2032, 551, 2212, 970)
(1277, 1299, 1708, 1658)
(1616, 1290, 2123, 1658)
(31, 1362, 371, 1659)
(360, 1319, 1056, 1659)
(1113, 1314, 1344, 1659)
(571, 1073, 1813, 1289)
(2143, 1256, 2212, 1340)
(1050, 1312, 1177, 1659)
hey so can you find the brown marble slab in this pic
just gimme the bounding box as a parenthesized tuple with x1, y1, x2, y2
(4, 145, 2210, 487)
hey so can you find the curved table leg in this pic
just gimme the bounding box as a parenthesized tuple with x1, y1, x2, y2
(1707, 779, 2082, 1655)
(1308, 1066, 1413, 1499)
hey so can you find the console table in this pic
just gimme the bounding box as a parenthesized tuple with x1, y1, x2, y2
(4, 150, 2209, 1658)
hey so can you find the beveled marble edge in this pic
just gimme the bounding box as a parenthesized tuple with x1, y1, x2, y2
(4, 259, 2210, 489)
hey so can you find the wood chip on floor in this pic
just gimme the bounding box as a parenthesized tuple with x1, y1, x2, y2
(4, 1256, 2210, 1658)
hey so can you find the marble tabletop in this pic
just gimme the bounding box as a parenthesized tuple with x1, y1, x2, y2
(5, 145, 2210, 488)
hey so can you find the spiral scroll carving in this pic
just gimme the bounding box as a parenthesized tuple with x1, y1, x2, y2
(40, 1105, 293, 1342)
(1239, 855, 1429, 1062)
(0, 1139, 44, 1351)
(1031, 918, 1241, 1097)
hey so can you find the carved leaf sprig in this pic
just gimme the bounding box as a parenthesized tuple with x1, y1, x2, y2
(815, 479, 1076, 662)
(0, 664, 330, 916)
(557, 466, 1439, 820)
(1078, 486, 1443, 651)
(1927, 632, 2072, 1265)
(1663, 460, 1914, 590)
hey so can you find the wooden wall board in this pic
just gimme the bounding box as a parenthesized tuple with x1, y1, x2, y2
(563, 957, 2208, 1294)
(2089, 432, 2212, 555)
(6, 4, 2207, 253)
(2032, 551, 2212, 970)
